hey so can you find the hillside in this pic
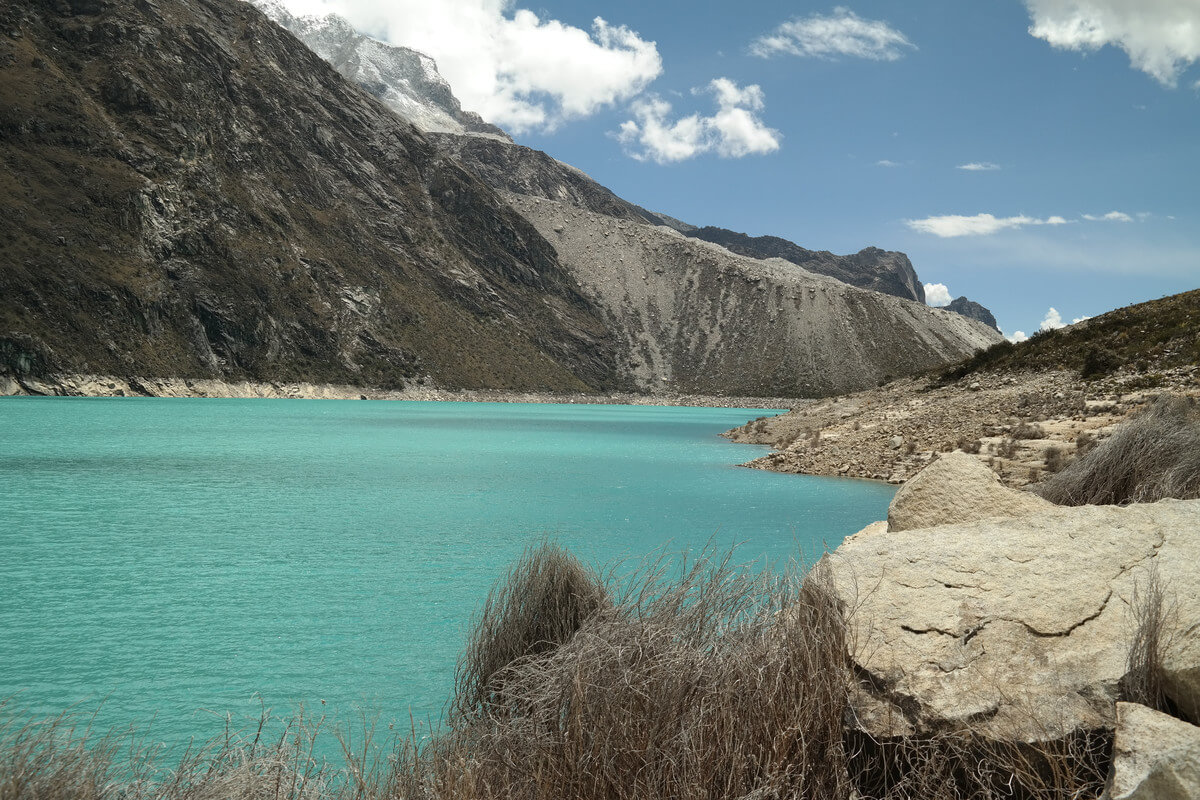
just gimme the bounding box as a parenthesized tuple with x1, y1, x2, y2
(729, 288, 1200, 483)
(942, 288, 1200, 382)
(0, 0, 619, 392)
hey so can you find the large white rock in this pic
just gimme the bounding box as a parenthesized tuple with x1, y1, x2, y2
(826, 499, 1200, 741)
(1110, 702, 1200, 800)
(887, 451, 1053, 532)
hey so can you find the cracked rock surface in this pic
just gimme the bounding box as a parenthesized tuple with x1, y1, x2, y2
(1110, 702, 1200, 800)
(826, 498, 1200, 741)
(887, 452, 1054, 531)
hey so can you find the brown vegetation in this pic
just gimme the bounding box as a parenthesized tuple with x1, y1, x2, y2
(1037, 395, 1200, 505)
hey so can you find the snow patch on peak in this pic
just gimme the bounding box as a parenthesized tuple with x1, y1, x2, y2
(246, 0, 508, 139)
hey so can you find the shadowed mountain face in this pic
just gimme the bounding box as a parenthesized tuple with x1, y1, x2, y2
(0, 0, 619, 391)
(946, 296, 1000, 332)
(684, 227, 925, 303)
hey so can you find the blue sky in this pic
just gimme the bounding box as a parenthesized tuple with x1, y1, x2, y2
(280, 0, 1200, 340)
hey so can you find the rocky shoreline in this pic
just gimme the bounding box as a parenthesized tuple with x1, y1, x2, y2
(726, 366, 1199, 487)
(0, 373, 801, 410)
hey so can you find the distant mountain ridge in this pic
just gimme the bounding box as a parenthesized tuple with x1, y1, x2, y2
(684, 227, 925, 303)
(946, 296, 1000, 332)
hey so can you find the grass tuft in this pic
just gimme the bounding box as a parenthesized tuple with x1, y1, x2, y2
(1037, 394, 1200, 505)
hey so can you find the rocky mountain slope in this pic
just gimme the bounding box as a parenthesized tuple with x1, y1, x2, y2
(684, 226, 926, 303)
(503, 192, 1001, 396)
(0, 0, 620, 392)
(248, 0, 506, 138)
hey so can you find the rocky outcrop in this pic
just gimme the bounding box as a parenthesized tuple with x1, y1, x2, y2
(0, 0, 618, 392)
(686, 227, 925, 303)
(1110, 703, 1200, 800)
(886, 452, 1053, 531)
(248, 1, 507, 138)
(827, 497, 1200, 742)
(946, 296, 1000, 332)
(504, 194, 1003, 397)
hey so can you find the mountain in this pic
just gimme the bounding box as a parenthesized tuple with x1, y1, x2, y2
(0, 0, 618, 392)
(683, 227, 925, 303)
(946, 296, 999, 332)
(248, 0, 507, 139)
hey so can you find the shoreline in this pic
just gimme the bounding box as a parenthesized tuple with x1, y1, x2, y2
(0, 373, 805, 411)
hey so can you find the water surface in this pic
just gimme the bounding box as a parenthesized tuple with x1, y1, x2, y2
(0, 398, 893, 747)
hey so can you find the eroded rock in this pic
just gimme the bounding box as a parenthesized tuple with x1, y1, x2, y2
(1110, 702, 1200, 800)
(886, 451, 1053, 532)
(826, 499, 1200, 742)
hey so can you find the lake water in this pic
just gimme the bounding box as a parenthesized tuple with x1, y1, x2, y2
(0, 397, 893, 750)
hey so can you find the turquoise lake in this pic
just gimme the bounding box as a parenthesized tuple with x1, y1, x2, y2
(0, 397, 894, 750)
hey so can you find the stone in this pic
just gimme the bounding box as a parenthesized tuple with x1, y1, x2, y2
(825, 499, 1200, 742)
(889, 435, 903, 450)
(1165, 631, 1200, 726)
(886, 451, 1053, 532)
(1110, 702, 1200, 800)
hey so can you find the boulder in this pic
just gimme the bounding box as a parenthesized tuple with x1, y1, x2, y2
(826, 499, 1200, 742)
(886, 451, 1053, 532)
(1165, 631, 1200, 726)
(1110, 702, 1200, 800)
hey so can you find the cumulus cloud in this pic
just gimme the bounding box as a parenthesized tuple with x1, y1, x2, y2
(957, 162, 1001, 171)
(1025, 0, 1200, 87)
(616, 78, 781, 163)
(1039, 307, 1066, 331)
(1009, 330, 1029, 343)
(906, 213, 1069, 238)
(751, 7, 915, 60)
(1082, 210, 1134, 222)
(924, 282, 953, 306)
(271, 0, 662, 132)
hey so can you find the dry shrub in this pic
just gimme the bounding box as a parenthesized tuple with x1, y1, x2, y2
(1043, 445, 1065, 474)
(0, 702, 345, 800)
(848, 729, 1110, 800)
(1037, 394, 1200, 505)
(1011, 422, 1045, 441)
(410, 549, 853, 800)
(1121, 567, 1177, 714)
(452, 541, 609, 722)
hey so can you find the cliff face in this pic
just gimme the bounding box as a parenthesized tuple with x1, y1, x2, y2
(685, 228, 926, 303)
(0, 0, 619, 391)
(946, 296, 1000, 331)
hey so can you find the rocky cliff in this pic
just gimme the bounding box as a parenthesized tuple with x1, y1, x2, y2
(0, 0, 619, 392)
(247, 0, 507, 138)
(946, 295, 999, 331)
(684, 227, 926, 303)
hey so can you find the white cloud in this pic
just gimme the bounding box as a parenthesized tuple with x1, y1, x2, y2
(270, 0, 662, 133)
(1082, 210, 1133, 222)
(876, 159, 902, 167)
(924, 282, 953, 306)
(957, 162, 1001, 171)
(1009, 330, 1029, 343)
(1025, 0, 1200, 87)
(751, 7, 915, 61)
(1039, 307, 1066, 331)
(1073, 314, 1092, 324)
(906, 213, 1069, 238)
(616, 78, 781, 163)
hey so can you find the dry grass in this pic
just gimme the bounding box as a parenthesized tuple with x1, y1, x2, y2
(451, 541, 609, 722)
(1037, 394, 1200, 505)
(410, 548, 853, 800)
(1121, 567, 1178, 715)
